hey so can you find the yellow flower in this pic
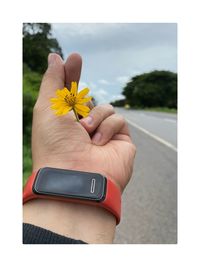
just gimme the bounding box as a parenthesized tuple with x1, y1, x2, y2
(50, 82, 92, 121)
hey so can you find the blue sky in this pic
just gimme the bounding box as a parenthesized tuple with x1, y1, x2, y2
(52, 23, 177, 104)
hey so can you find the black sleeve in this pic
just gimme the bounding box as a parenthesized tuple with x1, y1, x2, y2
(23, 223, 87, 244)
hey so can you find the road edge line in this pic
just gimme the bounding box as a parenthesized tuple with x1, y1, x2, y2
(126, 118, 177, 152)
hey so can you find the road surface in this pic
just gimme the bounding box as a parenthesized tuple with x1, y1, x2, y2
(113, 108, 177, 244)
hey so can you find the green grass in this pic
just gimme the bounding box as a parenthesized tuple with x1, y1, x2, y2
(126, 107, 177, 114)
(23, 142, 32, 186)
(143, 107, 177, 113)
(124, 105, 177, 114)
(23, 64, 41, 186)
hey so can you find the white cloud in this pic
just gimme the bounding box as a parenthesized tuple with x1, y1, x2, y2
(89, 82, 97, 89)
(79, 81, 97, 90)
(92, 89, 125, 104)
(92, 88, 108, 104)
(116, 71, 142, 85)
(111, 94, 125, 101)
(98, 89, 108, 96)
(79, 81, 88, 88)
(98, 79, 111, 85)
(116, 76, 129, 84)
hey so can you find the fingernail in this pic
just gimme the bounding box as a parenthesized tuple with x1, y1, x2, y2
(82, 115, 93, 125)
(92, 132, 102, 144)
(48, 53, 56, 66)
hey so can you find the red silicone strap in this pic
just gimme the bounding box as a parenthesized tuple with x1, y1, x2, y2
(23, 171, 121, 224)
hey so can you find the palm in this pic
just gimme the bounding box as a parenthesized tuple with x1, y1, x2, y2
(32, 109, 134, 192)
(32, 53, 135, 192)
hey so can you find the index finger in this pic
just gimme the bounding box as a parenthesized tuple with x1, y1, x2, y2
(64, 53, 82, 90)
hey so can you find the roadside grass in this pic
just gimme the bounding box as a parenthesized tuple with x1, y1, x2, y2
(143, 107, 177, 113)
(23, 65, 40, 187)
(128, 107, 177, 114)
(23, 143, 32, 186)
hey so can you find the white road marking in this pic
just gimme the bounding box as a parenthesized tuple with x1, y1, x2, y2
(126, 118, 177, 152)
(164, 118, 177, 123)
(139, 113, 176, 123)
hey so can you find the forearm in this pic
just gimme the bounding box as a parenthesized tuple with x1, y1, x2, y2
(23, 198, 116, 244)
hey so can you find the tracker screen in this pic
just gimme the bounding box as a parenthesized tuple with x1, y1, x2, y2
(33, 167, 106, 201)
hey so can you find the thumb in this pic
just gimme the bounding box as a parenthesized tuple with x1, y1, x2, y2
(36, 53, 65, 108)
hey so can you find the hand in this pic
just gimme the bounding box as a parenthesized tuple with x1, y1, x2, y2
(32, 53, 136, 193)
(24, 53, 136, 243)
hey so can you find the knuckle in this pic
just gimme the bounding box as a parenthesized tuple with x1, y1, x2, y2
(113, 114, 126, 128)
(105, 104, 114, 113)
(132, 143, 136, 152)
(89, 104, 115, 129)
(100, 125, 113, 140)
(130, 143, 137, 156)
(97, 104, 114, 113)
(116, 114, 125, 123)
(92, 106, 103, 120)
(92, 104, 113, 119)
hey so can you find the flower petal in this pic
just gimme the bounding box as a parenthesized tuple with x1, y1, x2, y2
(77, 88, 89, 99)
(50, 98, 66, 104)
(75, 104, 90, 112)
(56, 87, 70, 98)
(76, 109, 89, 118)
(51, 102, 67, 110)
(62, 106, 72, 115)
(76, 96, 92, 104)
(55, 107, 65, 116)
(63, 87, 71, 95)
(70, 82, 78, 96)
(50, 98, 59, 103)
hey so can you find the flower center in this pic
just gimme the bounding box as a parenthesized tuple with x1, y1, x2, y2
(64, 94, 76, 106)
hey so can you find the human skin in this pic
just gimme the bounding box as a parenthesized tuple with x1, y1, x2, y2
(23, 53, 136, 244)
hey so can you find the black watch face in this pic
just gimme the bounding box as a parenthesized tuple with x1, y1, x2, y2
(33, 167, 107, 202)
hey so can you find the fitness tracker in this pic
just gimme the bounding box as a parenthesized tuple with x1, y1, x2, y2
(23, 167, 121, 224)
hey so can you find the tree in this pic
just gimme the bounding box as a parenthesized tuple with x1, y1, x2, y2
(23, 64, 42, 143)
(110, 99, 125, 107)
(122, 70, 177, 108)
(23, 23, 63, 73)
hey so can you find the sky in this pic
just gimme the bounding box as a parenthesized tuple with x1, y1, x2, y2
(52, 23, 177, 104)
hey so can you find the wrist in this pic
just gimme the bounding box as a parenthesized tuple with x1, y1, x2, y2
(23, 198, 116, 244)
(32, 160, 123, 194)
(23, 167, 121, 243)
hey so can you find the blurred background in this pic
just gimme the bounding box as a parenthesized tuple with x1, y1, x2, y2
(23, 23, 177, 243)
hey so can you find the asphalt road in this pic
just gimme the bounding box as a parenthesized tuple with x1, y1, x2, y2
(113, 108, 177, 244)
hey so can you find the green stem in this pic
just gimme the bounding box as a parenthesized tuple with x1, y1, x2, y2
(73, 108, 80, 122)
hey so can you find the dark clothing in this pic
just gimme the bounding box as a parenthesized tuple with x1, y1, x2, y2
(23, 223, 87, 244)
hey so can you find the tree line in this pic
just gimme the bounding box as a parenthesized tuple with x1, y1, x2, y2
(111, 70, 177, 109)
